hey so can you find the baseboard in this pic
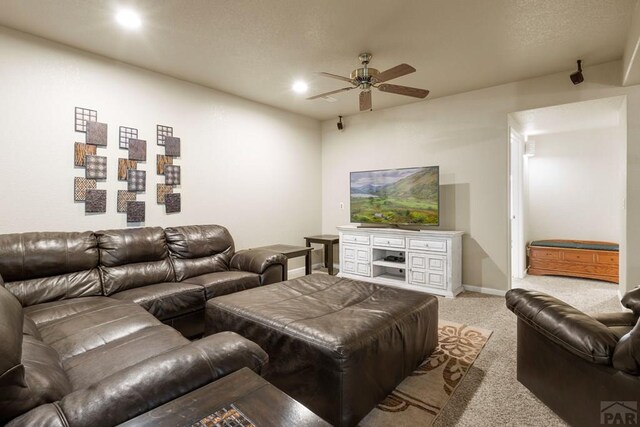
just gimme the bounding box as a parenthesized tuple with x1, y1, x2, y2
(288, 263, 325, 279)
(463, 285, 507, 297)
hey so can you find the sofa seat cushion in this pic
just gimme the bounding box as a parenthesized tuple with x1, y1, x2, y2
(182, 271, 260, 299)
(27, 298, 161, 362)
(23, 296, 130, 326)
(63, 324, 188, 390)
(110, 282, 205, 320)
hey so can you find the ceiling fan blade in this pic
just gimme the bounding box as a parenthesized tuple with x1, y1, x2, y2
(307, 86, 355, 100)
(359, 90, 372, 111)
(378, 83, 429, 98)
(317, 72, 355, 84)
(372, 63, 416, 83)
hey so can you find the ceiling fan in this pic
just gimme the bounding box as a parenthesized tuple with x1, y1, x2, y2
(307, 53, 429, 111)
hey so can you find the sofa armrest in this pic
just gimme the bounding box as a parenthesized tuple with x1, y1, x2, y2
(230, 249, 286, 276)
(506, 289, 618, 364)
(592, 311, 638, 327)
(8, 332, 268, 427)
(622, 286, 640, 316)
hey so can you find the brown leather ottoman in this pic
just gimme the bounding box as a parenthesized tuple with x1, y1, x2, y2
(205, 273, 438, 427)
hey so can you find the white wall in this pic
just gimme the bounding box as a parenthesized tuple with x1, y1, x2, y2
(526, 127, 625, 243)
(0, 27, 322, 256)
(322, 60, 640, 294)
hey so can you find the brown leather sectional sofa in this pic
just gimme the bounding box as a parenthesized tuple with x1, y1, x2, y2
(506, 287, 640, 427)
(0, 224, 287, 426)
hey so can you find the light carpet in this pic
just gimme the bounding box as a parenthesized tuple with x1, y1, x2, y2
(360, 320, 492, 426)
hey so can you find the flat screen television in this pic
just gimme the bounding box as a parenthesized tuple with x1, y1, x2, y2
(350, 166, 439, 226)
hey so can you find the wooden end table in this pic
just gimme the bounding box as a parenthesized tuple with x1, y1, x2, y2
(121, 367, 330, 427)
(304, 235, 340, 275)
(253, 244, 313, 280)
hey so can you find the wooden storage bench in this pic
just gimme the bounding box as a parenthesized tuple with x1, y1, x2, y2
(527, 240, 619, 283)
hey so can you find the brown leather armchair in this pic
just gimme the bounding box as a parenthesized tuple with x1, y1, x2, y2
(506, 287, 640, 427)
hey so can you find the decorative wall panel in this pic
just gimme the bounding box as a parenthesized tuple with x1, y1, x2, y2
(75, 107, 97, 132)
(117, 190, 136, 213)
(157, 184, 173, 204)
(165, 193, 181, 213)
(164, 165, 180, 185)
(127, 201, 145, 222)
(156, 124, 173, 146)
(74, 143, 97, 167)
(128, 138, 147, 161)
(156, 155, 172, 174)
(85, 189, 106, 213)
(85, 155, 107, 180)
(119, 126, 138, 149)
(118, 159, 138, 181)
(165, 136, 181, 157)
(74, 177, 96, 201)
(127, 169, 146, 192)
(86, 121, 108, 146)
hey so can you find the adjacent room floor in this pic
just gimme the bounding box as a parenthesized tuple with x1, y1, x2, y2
(434, 275, 623, 426)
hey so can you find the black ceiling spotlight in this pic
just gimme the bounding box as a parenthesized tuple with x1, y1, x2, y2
(337, 116, 344, 130)
(570, 60, 584, 85)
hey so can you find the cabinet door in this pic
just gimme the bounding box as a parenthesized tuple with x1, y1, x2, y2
(342, 244, 371, 277)
(408, 252, 447, 290)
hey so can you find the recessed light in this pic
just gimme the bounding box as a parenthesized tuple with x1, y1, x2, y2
(292, 80, 308, 94)
(116, 9, 142, 30)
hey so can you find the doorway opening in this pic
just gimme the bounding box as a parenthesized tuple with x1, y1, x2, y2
(507, 96, 627, 294)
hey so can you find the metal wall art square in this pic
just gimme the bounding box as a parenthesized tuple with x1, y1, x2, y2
(128, 138, 147, 161)
(119, 126, 138, 149)
(85, 189, 106, 213)
(118, 159, 138, 181)
(74, 177, 96, 201)
(165, 193, 181, 213)
(85, 155, 107, 180)
(74, 143, 97, 167)
(127, 201, 145, 223)
(165, 136, 181, 157)
(127, 169, 146, 192)
(117, 190, 136, 213)
(156, 155, 172, 174)
(157, 184, 173, 204)
(75, 107, 97, 132)
(86, 121, 108, 146)
(157, 124, 173, 146)
(164, 164, 180, 185)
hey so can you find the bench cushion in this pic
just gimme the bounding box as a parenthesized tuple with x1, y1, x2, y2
(530, 240, 619, 251)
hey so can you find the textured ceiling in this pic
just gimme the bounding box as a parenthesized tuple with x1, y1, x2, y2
(0, 0, 636, 120)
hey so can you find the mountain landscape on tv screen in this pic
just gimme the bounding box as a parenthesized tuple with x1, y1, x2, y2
(350, 167, 439, 225)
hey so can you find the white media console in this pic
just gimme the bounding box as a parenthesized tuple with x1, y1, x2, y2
(337, 225, 464, 297)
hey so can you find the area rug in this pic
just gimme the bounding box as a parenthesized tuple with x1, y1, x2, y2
(359, 320, 492, 426)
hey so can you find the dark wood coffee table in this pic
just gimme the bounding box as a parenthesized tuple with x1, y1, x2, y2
(304, 235, 339, 275)
(121, 367, 330, 427)
(253, 244, 313, 280)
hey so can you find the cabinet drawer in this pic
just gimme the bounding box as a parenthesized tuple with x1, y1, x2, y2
(530, 248, 560, 260)
(372, 236, 405, 248)
(563, 251, 594, 263)
(342, 234, 370, 245)
(595, 253, 618, 265)
(408, 238, 446, 252)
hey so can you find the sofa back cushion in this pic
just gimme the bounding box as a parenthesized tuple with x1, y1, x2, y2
(97, 227, 175, 295)
(165, 225, 235, 281)
(0, 232, 101, 306)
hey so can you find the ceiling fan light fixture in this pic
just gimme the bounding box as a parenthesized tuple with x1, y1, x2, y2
(292, 80, 308, 94)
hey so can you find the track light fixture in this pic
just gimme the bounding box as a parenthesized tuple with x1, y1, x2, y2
(570, 60, 584, 85)
(337, 116, 344, 130)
